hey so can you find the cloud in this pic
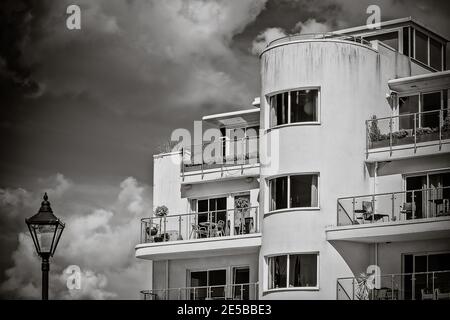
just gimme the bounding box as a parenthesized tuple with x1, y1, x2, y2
(0, 174, 152, 299)
(251, 27, 287, 55)
(293, 18, 331, 34)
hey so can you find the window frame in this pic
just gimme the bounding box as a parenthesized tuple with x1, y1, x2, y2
(267, 87, 321, 129)
(268, 173, 320, 213)
(265, 252, 320, 292)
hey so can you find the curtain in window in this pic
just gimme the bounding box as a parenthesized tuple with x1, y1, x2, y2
(289, 254, 317, 287)
(311, 175, 318, 207)
(270, 96, 277, 128)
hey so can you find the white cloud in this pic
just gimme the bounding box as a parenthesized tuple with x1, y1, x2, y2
(251, 27, 287, 55)
(293, 18, 331, 34)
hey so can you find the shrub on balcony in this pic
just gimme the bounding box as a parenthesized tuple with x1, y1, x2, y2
(368, 115, 382, 142)
(392, 129, 408, 139)
(416, 127, 433, 135)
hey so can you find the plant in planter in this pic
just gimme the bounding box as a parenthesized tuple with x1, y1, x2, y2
(392, 129, 408, 139)
(368, 115, 382, 143)
(153, 205, 169, 242)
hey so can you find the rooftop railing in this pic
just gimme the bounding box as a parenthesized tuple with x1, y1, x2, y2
(140, 207, 259, 244)
(141, 282, 259, 300)
(366, 109, 450, 156)
(337, 186, 450, 226)
(266, 32, 372, 48)
(181, 136, 259, 176)
(337, 270, 450, 300)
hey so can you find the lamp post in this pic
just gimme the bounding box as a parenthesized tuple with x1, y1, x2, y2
(25, 193, 65, 300)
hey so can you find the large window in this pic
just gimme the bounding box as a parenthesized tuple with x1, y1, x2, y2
(268, 254, 318, 289)
(269, 174, 319, 211)
(398, 91, 444, 130)
(412, 28, 444, 71)
(269, 89, 319, 127)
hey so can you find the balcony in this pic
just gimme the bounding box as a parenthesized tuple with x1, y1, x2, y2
(136, 207, 261, 260)
(327, 187, 450, 242)
(366, 110, 450, 161)
(337, 270, 450, 300)
(181, 136, 260, 182)
(141, 283, 258, 300)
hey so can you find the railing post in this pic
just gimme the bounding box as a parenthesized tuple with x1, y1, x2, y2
(337, 201, 340, 226)
(178, 216, 182, 240)
(391, 275, 394, 300)
(352, 198, 356, 222)
(432, 271, 435, 300)
(391, 193, 395, 221)
(163, 216, 167, 241)
(240, 284, 244, 300)
(365, 120, 369, 159)
(412, 190, 416, 219)
(389, 116, 393, 156)
(414, 113, 417, 153)
(439, 109, 443, 151)
(352, 278, 355, 300)
(372, 194, 376, 223)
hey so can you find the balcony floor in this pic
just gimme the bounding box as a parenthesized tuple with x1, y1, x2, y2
(326, 216, 450, 243)
(135, 233, 261, 260)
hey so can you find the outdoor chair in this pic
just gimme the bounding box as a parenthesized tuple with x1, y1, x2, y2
(190, 224, 208, 239)
(356, 201, 390, 223)
(421, 288, 434, 300)
(435, 288, 450, 300)
(400, 202, 415, 220)
(216, 220, 225, 236)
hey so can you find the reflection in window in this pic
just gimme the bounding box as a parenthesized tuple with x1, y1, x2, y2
(270, 92, 288, 127)
(290, 90, 318, 123)
(290, 175, 318, 208)
(268, 254, 318, 289)
(399, 95, 419, 130)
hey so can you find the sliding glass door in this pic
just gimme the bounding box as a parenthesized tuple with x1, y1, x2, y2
(189, 269, 226, 300)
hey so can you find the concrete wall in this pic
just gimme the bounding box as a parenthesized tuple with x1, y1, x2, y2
(258, 39, 416, 299)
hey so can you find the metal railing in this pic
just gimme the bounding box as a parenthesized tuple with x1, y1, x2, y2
(181, 136, 259, 176)
(141, 282, 259, 300)
(337, 270, 450, 300)
(140, 207, 259, 243)
(337, 186, 450, 226)
(266, 32, 372, 48)
(366, 109, 450, 155)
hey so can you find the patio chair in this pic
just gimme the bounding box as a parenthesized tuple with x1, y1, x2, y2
(216, 220, 225, 236)
(400, 202, 415, 220)
(190, 224, 207, 239)
(435, 288, 450, 300)
(356, 201, 390, 222)
(421, 288, 434, 300)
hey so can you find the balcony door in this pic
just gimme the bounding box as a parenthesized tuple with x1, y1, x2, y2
(189, 269, 226, 300)
(405, 171, 450, 219)
(232, 267, 250, 300)
(403, 252, 450, 300)
(197, 197, 227, 226)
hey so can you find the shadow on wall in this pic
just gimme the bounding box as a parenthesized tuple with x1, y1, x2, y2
(329, 240, 372, 275)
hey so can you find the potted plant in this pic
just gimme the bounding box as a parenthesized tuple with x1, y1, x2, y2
(153, 205, 168, 242)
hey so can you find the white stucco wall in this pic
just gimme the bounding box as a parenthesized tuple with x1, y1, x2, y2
(258, 39, 415, 299)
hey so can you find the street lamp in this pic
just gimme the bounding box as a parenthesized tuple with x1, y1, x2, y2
(25, 193, 65, 300)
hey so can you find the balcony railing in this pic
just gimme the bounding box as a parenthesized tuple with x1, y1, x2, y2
(266, 32, 372, 48)
(141, 282, 259, 300)
(140, 207, 259, 243)
(337, 270, 450, 300)
(366, 109, 450, 155)
(181, 136, 259, 176)
(337, 187, 450, 226)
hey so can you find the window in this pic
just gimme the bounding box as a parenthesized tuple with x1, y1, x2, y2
(269, 89, 319, 127)
(190, 269, 226, 300)
(269, 174, 319, 211)
(365, 31, 399, 51)
(403, 27, 410, 56)
(415, 30, 428, 65)
(268, 254, 318, 289)
(430, 37, 443, 71)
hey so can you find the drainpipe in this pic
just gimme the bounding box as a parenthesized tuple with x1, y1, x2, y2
(374, 162, 379, 269)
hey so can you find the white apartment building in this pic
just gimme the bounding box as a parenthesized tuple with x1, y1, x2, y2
(135, 17, 450, 300)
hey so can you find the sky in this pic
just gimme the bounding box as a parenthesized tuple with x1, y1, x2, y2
(0, 0, 449, 299)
